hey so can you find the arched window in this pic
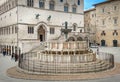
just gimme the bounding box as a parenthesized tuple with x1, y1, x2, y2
(39, 0, 45, 8)
(64, 3, 69, 12)
(49, 0, 55, 10)
(73, 23, 77, 31)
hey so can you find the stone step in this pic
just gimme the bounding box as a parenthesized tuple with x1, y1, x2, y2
(20, 59, 111, 74)
(21, 63, 110, 74)
(22, 59, 105, 68)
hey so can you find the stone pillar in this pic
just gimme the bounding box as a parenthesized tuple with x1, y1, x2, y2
(68, 42, 69, 49)
(62, 50, 63, 63)
(57, 42, 59, 49)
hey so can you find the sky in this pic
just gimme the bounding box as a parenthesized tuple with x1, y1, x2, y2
(84, 0, 106, 10)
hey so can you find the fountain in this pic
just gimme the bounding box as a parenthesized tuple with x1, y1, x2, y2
(18, 40, 114, 75)
(18, 22, 114, 76)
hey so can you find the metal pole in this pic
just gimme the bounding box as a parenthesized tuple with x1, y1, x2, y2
(16, 0, 20, 66)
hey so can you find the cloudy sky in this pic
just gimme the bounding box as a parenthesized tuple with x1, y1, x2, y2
(84, 0, 106, 10)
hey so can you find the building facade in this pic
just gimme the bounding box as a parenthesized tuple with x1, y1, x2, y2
(84, 8, 96, 45)
(85, 0, 120, 47)
(0, 0, 84, 54)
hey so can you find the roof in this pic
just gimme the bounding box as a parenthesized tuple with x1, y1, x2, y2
(93, 0, 118, 6)
(84, 8, 96, 13)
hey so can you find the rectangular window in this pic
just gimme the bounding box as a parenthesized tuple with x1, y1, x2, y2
(114, 6, 117, 11)
(0, 28, 2, 35)
(31, 27, 34, 33)
(102, 20, 105, 25)
(9, 27, 10, 34)
(72, 7, 76, 13)
(0, 29, 1, 35)
(12, 1, 15, 7)
(28, 27, 30, 34)
(15, 25, 18, 33)
(7, 27, 8, 35)
(9, 3, 11, 9)
(5, 28, 6, 35)
(1, 29, 2, 35)
(92, 14, 94, 17)
(80, 29, 82, 33)
(28, 26, 34, 34)
(49, 3, 54, 10)
(4, 28, 5, 35)
(73, 25, 77, 31)
(78, 0, 80, 5)
(64, 6, 68, 12)
(50, 28, 55, 34)
(5, 28, 7, 35)
(12, 26, 14, 34)
(1, 28, 3, 35)
(114, 18, 118, 25)
(27, 0, 34, 7)
(2, 28, 3, 35)
(39, 0, 44, 8)
(102, 8, 105, 13)
(1, 28, 2, 35)
(27, 0, 29, 6)
(3, 28, 4, 35)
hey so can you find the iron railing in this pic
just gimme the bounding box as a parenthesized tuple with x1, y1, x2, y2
(18, 52, 114, 75)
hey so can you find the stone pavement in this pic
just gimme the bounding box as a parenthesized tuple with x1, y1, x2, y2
(1, 47, 120, 82)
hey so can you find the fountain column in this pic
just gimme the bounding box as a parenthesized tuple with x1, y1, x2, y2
(61, 21, 72, 40)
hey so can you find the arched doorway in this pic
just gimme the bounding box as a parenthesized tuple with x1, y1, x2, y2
(38, 26, 46, 42)
(101, 40, 106, 46)
(113, 40, 118, 47)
